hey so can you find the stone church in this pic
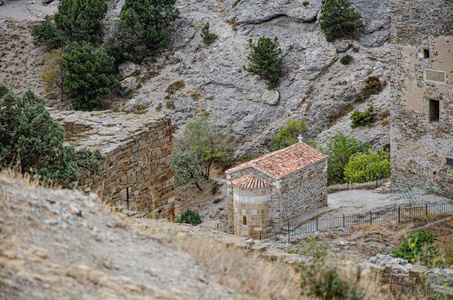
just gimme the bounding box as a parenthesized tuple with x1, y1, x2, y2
(225, 140, 327, 239)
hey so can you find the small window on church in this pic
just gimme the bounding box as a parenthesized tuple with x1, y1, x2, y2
(243, 216, 247, 225)
(423, 49, 430, 59)
(429, 100, 440, 122)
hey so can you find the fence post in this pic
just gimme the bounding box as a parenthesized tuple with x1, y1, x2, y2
(343, 214, 345, 228)
(316, 217, 319, 232)
(398, 206, 401, 223)
(426, 204, 428, 217)
(370, 211, 372, 225)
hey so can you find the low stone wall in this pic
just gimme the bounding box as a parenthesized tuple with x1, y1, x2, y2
(49, 109, 175, 219)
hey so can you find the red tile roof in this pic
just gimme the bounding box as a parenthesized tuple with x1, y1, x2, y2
(226, 142, 327, 179)
(232, 175, 272, 189)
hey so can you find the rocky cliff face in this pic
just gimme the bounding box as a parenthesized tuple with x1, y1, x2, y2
(114, 0, 392, 154)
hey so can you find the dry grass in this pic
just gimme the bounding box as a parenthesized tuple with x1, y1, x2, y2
(144, 228, 302, 299)
(0, 168, 61, 190)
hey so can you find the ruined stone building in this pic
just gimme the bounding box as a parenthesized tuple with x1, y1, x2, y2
(390, 0, 453, 198)
(49, 109, 175, 219)
(225, 141, 327, 238)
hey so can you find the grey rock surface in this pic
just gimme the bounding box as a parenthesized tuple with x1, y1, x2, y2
(107, 0, 391, 155)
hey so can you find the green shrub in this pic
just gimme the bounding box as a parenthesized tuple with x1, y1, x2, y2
(0, 86, 102, 188)
(340, 54, 353, 65)
(391, 229, 442, 267)
(176, 209, 202, 225)
(300, 238, 365, 299)
(270, 119, 307, 151)
(319, 0, 364, 42)
(201, 22, 218, 45)
(344, 149, 389, 183)
(63, 42, 121, 111)
(244, 37, 293, 90)
(303, 1, 309, 6)
(355, 76, 384, 103)
(211, 182, 218, 194)
(351, 105, 377, 128)
(319, 132, 370, 185)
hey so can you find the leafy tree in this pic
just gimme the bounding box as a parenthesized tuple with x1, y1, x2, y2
(201, 22, 218, 45)
(319, 132, 370, 185)
(176, 208, 202, 225)
(344, 149, 390, 183)
(350, 105, 377, 128)
(270, 119, 307, 151)
(54, 0, 108, 44)
(244, 37, 293, 90)
(0, 85, 102, 188)
(42, 46, 68, 101)
(174, 115, 226, 191)
(63, 42, 121, 111)
(319, 0, 364, 42)
(31, 16, 68, 50)
(109, 0, 179, 63)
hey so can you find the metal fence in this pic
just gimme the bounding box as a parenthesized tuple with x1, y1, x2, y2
(269, 202, 453, 243)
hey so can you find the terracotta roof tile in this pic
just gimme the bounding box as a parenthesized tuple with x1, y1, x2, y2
(232, 175, 272, 189)
(226, 142, 327, 179)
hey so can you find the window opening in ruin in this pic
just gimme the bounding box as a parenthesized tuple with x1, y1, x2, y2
(243, 216, 247, 225)
(429, 100, 440, 122)
(423, 49, 430, 59)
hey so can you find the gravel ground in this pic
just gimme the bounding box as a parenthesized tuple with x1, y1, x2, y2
(0, 0, 57, 21)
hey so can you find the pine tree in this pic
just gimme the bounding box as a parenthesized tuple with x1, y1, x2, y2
(108, 0, 179, 63)
(319, 0, 364, 42)
(63, 42, 121, 111)
(0, 86, 102, 188)
(244, 37, 293, 90)
(55, 0, 108, 44)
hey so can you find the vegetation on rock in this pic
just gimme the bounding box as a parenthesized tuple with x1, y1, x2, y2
(244, 37, 293, 90)
(355, 76, 384, 103)
(0, 85, 102, 188)
(319, 0, 364, 42)
(201, 22, 218, 45)
(63, 42, 121, 111)
(351, 105, 377, 128)
(270, 119, 307, 151)
(320, 132, 370, 185)
(344, 149, 390, 183)
(174, 115, 226, 191)
(340, 54, 353, 65)
(176, 208, 202, 225)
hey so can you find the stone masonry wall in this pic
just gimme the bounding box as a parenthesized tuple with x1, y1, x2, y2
(233, 186, 272, 239)
(226, 167, 275, 227)
(390, 0, 453, 198)
(277, 159, 328, 224)
(49, 109, 175, 219)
